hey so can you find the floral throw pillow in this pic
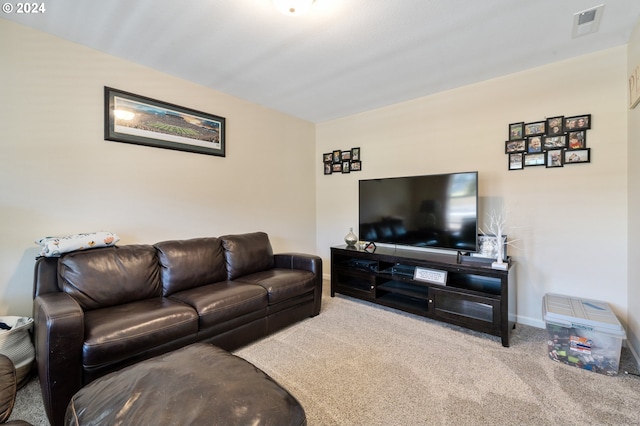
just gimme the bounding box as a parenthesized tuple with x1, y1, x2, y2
(36, 232, 120, 257)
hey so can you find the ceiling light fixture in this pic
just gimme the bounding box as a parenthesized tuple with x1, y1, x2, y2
(273, 0, 315, 16)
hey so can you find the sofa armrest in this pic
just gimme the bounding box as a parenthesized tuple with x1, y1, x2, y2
(34, 292, 85, 426)
(274, 253, 323, 315)
(274, 253, 322, 275)
(33, 256, 60, 298)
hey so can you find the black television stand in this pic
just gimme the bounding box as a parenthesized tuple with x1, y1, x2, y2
(330, 245, 516, 347)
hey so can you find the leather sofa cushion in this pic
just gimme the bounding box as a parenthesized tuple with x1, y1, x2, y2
(234, 269, 316, 304)
(59, 245, 161, 311)
(82, 298, 198, 368)
(221, 232, 274, 280)
(155, 237, 227, 296)
(170, 282, 268, 329)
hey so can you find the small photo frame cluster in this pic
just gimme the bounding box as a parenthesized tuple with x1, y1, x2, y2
(506, 114, 591, 170)
(323, 147, 361, 175)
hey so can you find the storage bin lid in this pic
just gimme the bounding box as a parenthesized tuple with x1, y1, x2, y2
(543, 293, 626, 338)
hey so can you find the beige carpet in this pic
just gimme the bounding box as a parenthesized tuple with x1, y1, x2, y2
(11, 286, 640, 425)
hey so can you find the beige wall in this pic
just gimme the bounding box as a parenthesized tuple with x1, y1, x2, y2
(317, 47, 629, 328)
(0, 20, 317, 316)
(628, 20, 640, 366)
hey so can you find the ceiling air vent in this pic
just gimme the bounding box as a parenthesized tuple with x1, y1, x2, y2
(572, 4, 604, 38)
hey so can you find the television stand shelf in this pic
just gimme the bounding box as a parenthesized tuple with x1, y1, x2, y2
(330, 245, 516, 347)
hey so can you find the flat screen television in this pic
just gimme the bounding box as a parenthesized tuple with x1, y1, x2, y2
(358, 171, 478, 252)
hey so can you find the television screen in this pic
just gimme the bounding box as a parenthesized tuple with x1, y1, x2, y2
(358, 171, 478, 252)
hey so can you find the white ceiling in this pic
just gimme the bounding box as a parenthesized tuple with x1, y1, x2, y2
(3, 1, 640, 122)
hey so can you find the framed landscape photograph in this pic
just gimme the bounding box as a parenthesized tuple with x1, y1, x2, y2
(564, 148, 591, 164)
(323, 153, 332, 163)
(508, 122, 524, 141)
(104, 87, 225, 156)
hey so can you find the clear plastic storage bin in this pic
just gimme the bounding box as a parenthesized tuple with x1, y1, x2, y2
(543, 293, 626, 376)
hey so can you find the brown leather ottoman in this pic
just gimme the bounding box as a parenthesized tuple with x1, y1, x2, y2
(0, 354, 32, 426)
(64, 343, 306, 425)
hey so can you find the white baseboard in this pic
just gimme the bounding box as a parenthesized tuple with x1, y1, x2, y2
(516, 315, 546, 329)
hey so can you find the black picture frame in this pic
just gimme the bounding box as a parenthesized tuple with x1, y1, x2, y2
(564, 114, 591, 131)
(524, 152, 545, 167)
(323, 153, 332, 163)
(342, 161, 351, 173)
(332, 163, 342, 173)
(332, 150, 342, 164)
(568, 130, 587, 149)
(546, 116, 564, 136)
(546, 149, 564, 168)
(505, 140, 525, 153)
(351, 160, 362, 171)
(564, 148, 591, 164)
(543, 135, 567, 149)
(341, 151, 351, 161)
(508, 122, 524, 141)
(508, 153, 524, 170)
(524, 121, 546, 136)
(324, 162, 332, 175)
(104, 87, 225, 157)
(351, 147, 361, 161)
(526, 136, 542, 153)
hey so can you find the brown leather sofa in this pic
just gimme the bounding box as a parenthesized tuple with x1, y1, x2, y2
(32, 232, 322, 426)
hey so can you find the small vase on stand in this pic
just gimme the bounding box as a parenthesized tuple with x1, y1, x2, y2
(344, 228, 358, 247)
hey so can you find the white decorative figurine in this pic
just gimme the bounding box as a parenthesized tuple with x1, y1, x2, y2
(480, 207, 514, 271)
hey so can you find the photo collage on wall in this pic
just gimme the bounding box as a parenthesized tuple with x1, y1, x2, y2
(323, 147, 361, 175)
(505, 114, 591, 170)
